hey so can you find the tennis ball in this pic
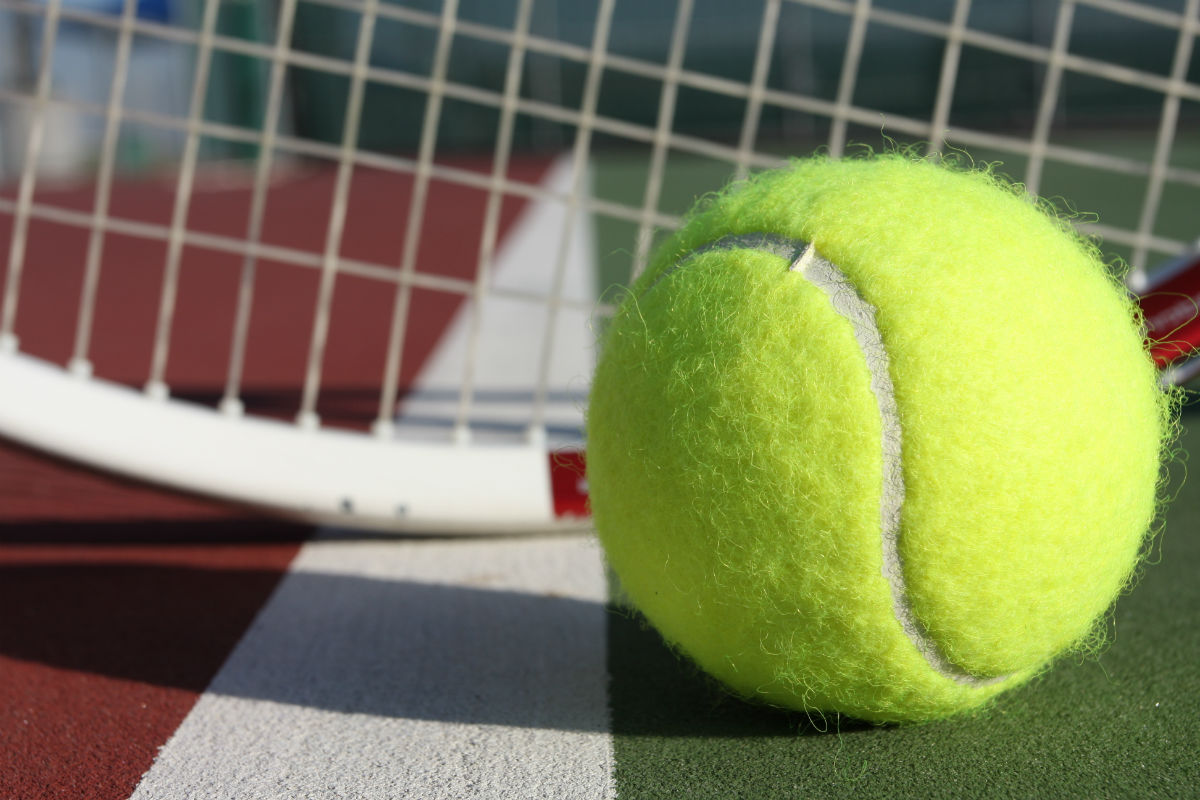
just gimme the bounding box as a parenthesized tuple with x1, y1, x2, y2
(587, 154, 1173, 724)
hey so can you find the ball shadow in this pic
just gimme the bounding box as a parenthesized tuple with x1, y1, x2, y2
(607, 608, 878, 738)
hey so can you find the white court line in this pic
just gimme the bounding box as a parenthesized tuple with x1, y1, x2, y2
(396, 154, 597, 445)
(129, 536, 614, 799)
(130, 157, 613, 798)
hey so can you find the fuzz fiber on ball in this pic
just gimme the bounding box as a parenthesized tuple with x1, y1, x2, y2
(586, 154, 1173, 724)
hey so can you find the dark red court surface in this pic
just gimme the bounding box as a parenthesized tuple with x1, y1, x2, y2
(2, 155, 554, 426)
(0, 155, 553, 799)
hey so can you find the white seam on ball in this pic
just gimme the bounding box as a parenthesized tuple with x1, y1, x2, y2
(671, 232, 1004, 688)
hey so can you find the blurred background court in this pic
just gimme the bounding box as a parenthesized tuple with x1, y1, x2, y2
(4, 0, 1199, 299)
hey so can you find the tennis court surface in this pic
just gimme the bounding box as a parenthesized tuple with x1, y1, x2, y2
(3, 0, 1200, 797)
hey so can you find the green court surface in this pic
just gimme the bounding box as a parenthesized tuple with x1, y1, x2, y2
(605, 405, 1200, 800)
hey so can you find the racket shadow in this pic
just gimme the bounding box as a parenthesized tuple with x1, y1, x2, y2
(0, 559, 610, 733)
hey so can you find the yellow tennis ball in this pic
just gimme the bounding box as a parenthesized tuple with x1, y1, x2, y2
(587, 154, 1174, 723)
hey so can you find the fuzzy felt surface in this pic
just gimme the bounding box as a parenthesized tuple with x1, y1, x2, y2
(586, 154, 1172, 723)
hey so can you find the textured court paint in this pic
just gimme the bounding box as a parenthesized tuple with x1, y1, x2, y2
(0, 531, 302, 800)
(589, 155, 1171, 722)
(128, 536, 614, 800)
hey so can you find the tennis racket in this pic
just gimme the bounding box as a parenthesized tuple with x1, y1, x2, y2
(1, 0, 1197, 532)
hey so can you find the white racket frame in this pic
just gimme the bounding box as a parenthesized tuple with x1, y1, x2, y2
(0, 341, 577, 531)
(1, 0, 1198, 532)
